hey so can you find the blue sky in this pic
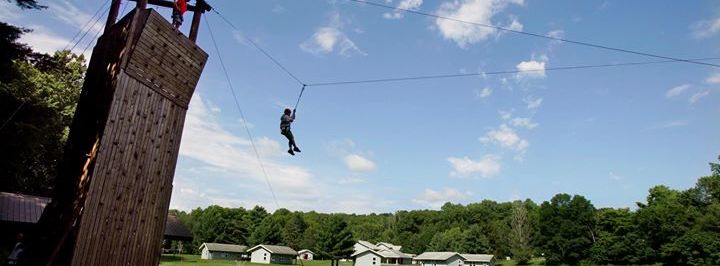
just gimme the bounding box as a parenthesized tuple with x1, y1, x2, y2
(3, 0, 720, 213)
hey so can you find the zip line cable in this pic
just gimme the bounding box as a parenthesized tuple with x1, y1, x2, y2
(63, 0, 111, 51)
(205, 16, 281, 210)
(212, 9, 307, 87)
(305, 57, 720, 87)
(0, 100, 25, 132)
(69, 4, 112, 54)
(70, 3, 110, 52)
(347, 0, 720, 68)
(80, 0, 131, 56)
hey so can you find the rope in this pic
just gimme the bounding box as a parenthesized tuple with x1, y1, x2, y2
(210, 7, 308, 110)
(0, 100, 25, 132)
(68, 2, 112, 54)
(212, 9, 306, 86)
(294, 85, 306, 110)
(305, 57, 720, 87)
(347, 0, 720, 68)
(80, 0, 132, 56)
(63, 0, 111, 51)
(205, 16, 281, 210)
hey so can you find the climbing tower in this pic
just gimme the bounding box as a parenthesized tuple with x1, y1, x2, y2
(32, 1, 209, 265)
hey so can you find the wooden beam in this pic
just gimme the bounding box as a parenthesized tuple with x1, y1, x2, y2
(128, 0, 210, 13)
(188, 10, 202, 42)
(137, 0, 147, 9)
(104, 0, 122, 32)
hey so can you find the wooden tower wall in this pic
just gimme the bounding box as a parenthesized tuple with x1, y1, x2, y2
(35, 9, 207, 266)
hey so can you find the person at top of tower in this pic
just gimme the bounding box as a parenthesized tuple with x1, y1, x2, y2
(172, 0, 188, 29)
(280, 108, 301, 156)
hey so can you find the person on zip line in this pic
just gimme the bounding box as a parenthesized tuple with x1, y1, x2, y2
(280, 108, 301, 156)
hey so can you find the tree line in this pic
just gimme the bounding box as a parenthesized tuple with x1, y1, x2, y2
(172, 158, 720, 266)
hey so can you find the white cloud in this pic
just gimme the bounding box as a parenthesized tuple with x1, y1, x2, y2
(19, 26, 69, 55)
(506, 15, 523, 31)
(413, 188, 472, 208)
(0, 1, 21, 20)
(335, 176, 367, 184)
(435, 0, 525, 47)
(523, 96, 543, 109)
(665, 84, 691, 98)
(447, 155, 502, 177)
(48, 1, 104, 34)
(509, 117, 538, 129)
(383, 0, 423, 19)
(476, 87, 492, 98)
(657, 120, 688, 129)
(546, 29, 565, 39)
(499, 110, 537, 129)
(480, 124, 529, 153)
(271, 4, 287, 14)
(179, 95, 319, 198)
(689, 90, 711, 104)
(344, 154, 377, 172)
(609, 172, 623, 181)
(300, 12, 366, 57)
(691, 18, 720, 39)
(515, 60, 546, 79)
(499, 110, 513, 120)
(706, 73, 720, 84)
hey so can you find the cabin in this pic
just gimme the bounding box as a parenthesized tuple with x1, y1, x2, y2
(460, 254, 495, 266)
(298, 249, 316, 260)
(376, 242, 402, 251)
(248, 244, 298, 264)
(352, 247, 413, 266)
(199, 243, 247, 260)
(354, 240, 381, 253)
(413, 252, 465, 266)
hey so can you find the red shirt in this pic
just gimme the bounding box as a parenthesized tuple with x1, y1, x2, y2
(175, 0, 187, 14)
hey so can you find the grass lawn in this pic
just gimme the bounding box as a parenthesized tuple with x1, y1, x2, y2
(159, 255, 353, 266)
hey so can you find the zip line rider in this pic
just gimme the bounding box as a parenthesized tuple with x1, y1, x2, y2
(281, 108, 301, 156)
(172, 0, 188, 29)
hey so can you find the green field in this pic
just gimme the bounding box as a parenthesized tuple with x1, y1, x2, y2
(159, 255, 354, 266)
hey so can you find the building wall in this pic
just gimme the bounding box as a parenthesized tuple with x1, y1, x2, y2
(210, 251, 243, 260)
(299, 252, 314, 260)
(354, 243, 370, 253)
(251, 249, 271, 264)
(417, 256, 464, 266)
(201, 247, 210, 259)
(271, 254, 295, 264)
(355, 252, 381, 266)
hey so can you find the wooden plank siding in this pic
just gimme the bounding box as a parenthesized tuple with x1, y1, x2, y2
(31, 8, 207, 266)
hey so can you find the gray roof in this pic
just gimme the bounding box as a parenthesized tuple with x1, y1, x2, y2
(460, 254, 494, 262)
(357, 240, 380, 250)
(298, 249, 315, 255)
(0, 192, 51, 224)
(352, 248, 412, 259)
(379, 249, 412, 259)
(377, 242, 402, 251)
(413, 252, 461, 261)
(164, 215, 192, 241)
(249, 244, 298, 255)
(201, 243, 248, 253)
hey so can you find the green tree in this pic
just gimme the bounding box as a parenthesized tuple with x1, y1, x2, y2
(538, 194, 596, 265)
(315, 216, 354, 266)
(281, 213, 308, 250)
(509, 201, 532, 264)
(0, 50, 86, 196)
(5, 0, 45, 9)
